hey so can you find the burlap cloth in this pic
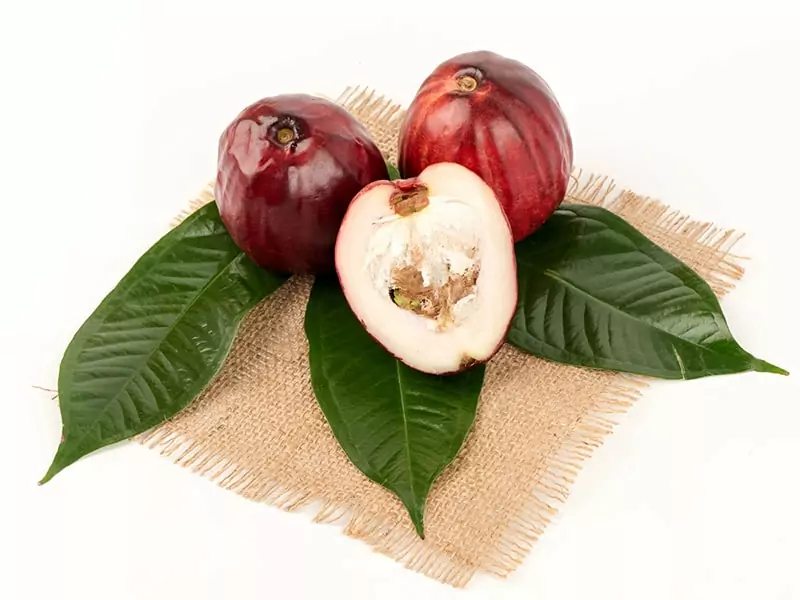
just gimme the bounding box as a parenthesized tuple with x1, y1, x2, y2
(140, 87, 746, 587)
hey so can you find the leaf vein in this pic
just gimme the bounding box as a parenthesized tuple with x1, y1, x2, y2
(541, 268, 726, 356)
(394, 362, 416, 504)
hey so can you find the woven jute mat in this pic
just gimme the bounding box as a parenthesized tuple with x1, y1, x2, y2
(139, 87, 746, 587)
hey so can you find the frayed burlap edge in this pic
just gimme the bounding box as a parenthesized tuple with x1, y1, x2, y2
(138, 87, 747, 587)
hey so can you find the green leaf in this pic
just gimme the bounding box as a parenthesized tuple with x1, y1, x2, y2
(41, 202, 287, 484)
(508, 204, 787, 380)
(385, 161, 401, 180)
(304, 275, 484, 537)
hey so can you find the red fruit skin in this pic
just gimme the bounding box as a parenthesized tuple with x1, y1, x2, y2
(215, 94, 388, 274)
(398, 51, 573, 242)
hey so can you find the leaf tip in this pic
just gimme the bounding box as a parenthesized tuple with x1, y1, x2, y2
(752, 358, 790, 377)
(386, 161, 401, 181)
(407, 503, 426, 539)
(38, 463, 60, 486)
(39, 440, 72, 485)
(412, 518, 425, 540)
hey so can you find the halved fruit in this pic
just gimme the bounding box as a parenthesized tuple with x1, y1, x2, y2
(335, 162, 517, 375)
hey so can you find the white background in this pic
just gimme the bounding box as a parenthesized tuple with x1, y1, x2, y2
(2, 1, 799, 598)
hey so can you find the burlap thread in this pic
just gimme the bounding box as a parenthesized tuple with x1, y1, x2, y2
(139, 87, 746, 587)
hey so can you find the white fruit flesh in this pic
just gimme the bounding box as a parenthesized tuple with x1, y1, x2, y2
(335, 162, 517, 374)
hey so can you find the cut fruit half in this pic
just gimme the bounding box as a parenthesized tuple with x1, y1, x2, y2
(335, 162, 518, 375)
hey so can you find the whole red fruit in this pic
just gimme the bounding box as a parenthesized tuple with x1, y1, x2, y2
(398, 51, 573, 242)
(215, 94, 388, 274)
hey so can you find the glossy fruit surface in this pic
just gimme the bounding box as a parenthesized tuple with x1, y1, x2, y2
(398, 50, 573, 242)
(335, 162, 517, 375)
(216, 94, 388, 274)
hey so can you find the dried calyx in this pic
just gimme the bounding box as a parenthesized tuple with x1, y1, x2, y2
(455, 67, 483, 93)
(335, 162, 517, 375)
(269, 116, 303, 147)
